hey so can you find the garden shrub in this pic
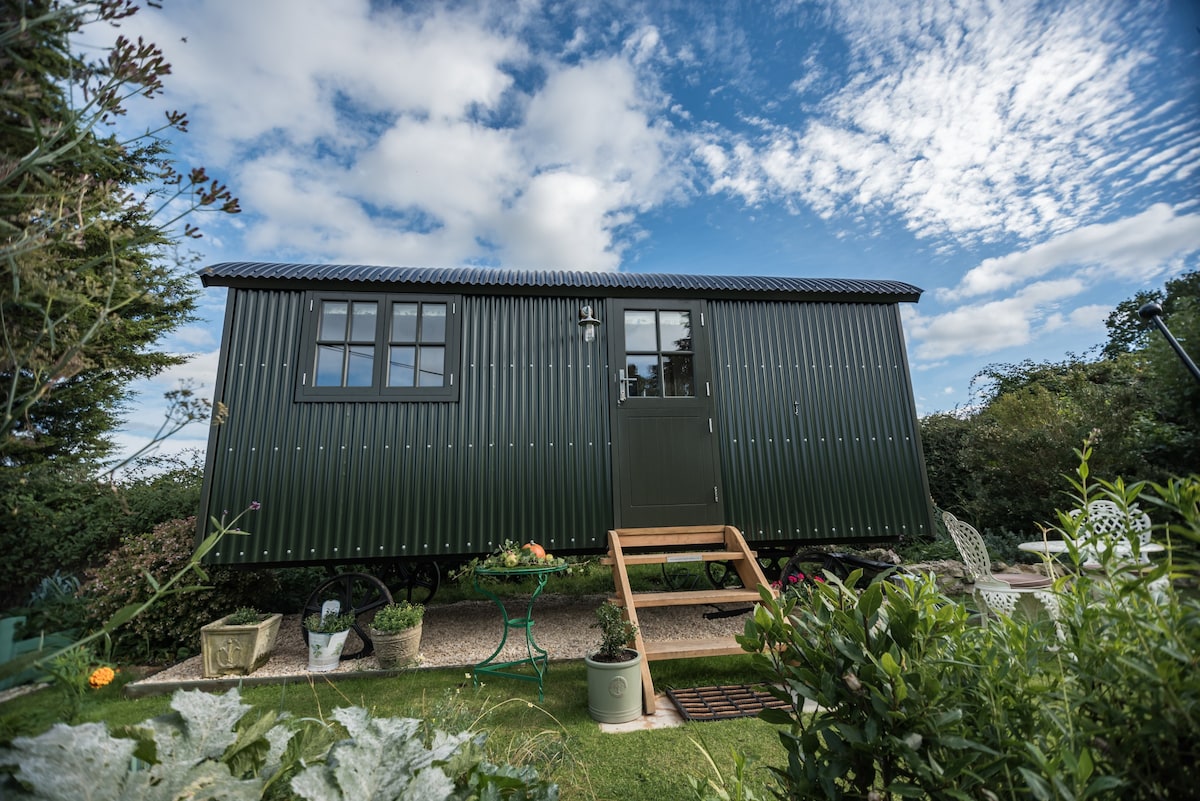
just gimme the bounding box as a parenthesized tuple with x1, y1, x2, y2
(0, 463, 114, 608)
(0, 454, 203, 609)
(740, 447, 1200, 801)
(82, 516, 281, 663)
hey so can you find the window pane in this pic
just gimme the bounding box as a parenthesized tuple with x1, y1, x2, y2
(388, 346, 415, 387)
(346, 345, 374, 386)
(421, 304, 447, 343)
(391, 303, 418, 342)
(319, 302, 348, 341)
(625, 354, 660, 397)
(624, 311, 657, 351)
(419, 346, 445, 386)
(659, 311, 692, 351)
(350, 302, 377, 341)
(315, 345, 344, 386)
(661, 354, 695, 397)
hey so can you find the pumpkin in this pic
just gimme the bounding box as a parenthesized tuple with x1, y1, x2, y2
(524, 541, 547, 559)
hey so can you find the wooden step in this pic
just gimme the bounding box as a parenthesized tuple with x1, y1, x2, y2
(600, 550, 746, 566)
(605, 524, 774, 715)
(642, 636, 747, 661)
(611, 588, 762, 607)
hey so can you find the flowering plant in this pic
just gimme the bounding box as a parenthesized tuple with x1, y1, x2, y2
(771, 569, 826, 601)
(88, 666, 116, 689)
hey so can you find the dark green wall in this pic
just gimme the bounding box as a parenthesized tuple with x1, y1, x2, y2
(709, 300, 932, 543)
(201, 289, 613, 565)
(200, 288, 932, 566)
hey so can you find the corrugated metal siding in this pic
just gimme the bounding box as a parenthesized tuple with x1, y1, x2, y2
(710, 300, 932, 544)
(199, 261, 922, 301)
(202, 289, 612, 565)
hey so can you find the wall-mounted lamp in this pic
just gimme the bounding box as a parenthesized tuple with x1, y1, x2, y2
(578, 305, 600, 342)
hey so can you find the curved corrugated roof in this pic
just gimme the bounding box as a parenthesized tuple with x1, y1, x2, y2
(198, 261, 922, 302)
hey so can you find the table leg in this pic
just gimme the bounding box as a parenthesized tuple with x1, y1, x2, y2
(472, 571, 552, 701)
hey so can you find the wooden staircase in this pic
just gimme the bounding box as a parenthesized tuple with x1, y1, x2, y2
(602, 525, 773, 714)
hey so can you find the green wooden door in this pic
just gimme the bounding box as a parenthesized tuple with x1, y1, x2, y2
(607, 299, 722, 527)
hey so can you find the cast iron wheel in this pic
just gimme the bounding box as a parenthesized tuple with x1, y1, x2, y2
(754, 549, 793, 582)
(302, 572, 393, 660)
(661, 561, 702, 590)
(400, 560, 441, 604)
(704, 560, 738, 588)
(379, 560, 441, 604)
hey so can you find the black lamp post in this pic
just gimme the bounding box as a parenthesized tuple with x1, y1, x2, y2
(1138, 301, 1200, 385)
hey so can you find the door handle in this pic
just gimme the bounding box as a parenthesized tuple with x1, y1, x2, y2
(618, 369, 636, 403)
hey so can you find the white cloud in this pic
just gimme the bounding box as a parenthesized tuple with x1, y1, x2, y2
(699, 0, 1198, 246)
(940, 204, 1200, 300)
(166, 325, 218, 351)
(908, 278, 1086, 361)
(499, 171, 629, 270)
(121, 2, 683, 273)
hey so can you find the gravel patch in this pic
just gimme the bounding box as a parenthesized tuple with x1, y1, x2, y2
(128, 593, 754, 693)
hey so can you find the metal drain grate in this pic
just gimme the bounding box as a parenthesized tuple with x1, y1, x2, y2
(665, 684, 789, 722)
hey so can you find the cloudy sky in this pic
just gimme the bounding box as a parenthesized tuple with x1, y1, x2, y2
(105, 0, 1200, 465)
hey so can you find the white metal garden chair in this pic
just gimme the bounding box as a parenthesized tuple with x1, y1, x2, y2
(1066, 500, 1153, 565)
(1066, 500, 1167, 601)
(942, 510, 1064, 637)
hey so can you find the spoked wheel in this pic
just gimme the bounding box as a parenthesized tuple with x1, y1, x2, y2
(379, 560, 441, 604)
(401, 560, 440, 604)
(780, 551, 832, 584)
(302, 572, 393, 660)
(661, 561, 702, 591)
(754, 548, 793, 582)
(705, 560, 738, 588)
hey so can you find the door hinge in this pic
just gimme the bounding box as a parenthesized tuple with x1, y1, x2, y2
(706, 381, 711, 397)
(714, 486, 719, 503)
(700, 311, 705, 326)
(708, 417, 713, 434)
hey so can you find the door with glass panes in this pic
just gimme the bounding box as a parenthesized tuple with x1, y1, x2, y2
(607, 299, 722, 527)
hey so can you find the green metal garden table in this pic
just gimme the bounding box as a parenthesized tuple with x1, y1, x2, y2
(472, 563, 568, 701)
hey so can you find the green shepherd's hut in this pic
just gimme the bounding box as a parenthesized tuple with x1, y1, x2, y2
(196, 263, 934, 599)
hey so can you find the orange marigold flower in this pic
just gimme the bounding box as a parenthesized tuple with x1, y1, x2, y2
(88, 666, 116, 689)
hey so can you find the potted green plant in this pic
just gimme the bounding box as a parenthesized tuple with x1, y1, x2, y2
(303, 608, 357, 672)
(369, 601, 424, 669)
(584, 601, 643, 723)
(200, 606, 282, 678)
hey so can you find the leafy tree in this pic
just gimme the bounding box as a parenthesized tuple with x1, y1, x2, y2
(923, 269, 1200, 535)
(0, 0, 239, 466)
(946, 356, 1158, 531)
(1111, 270, 1200, 472)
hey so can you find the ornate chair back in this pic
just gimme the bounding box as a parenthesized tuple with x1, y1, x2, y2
(941, 510, 996, 581)
(1067, 500, 1153, 562)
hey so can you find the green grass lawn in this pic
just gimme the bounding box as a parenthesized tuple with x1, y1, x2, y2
(1, 561, 789, 798)
(1, 652, 788, 800)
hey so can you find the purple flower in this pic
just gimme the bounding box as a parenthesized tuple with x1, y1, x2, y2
(250, 501, 261, 511)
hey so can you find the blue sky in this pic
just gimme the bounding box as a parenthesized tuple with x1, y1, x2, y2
(106, 0, 1200, 465)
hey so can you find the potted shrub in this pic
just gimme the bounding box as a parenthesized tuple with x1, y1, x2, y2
(584, 601, 643, 723)
(200, 607, 282, 678)
(303, 608, 357, 672)
(369, 601, 424, 670)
